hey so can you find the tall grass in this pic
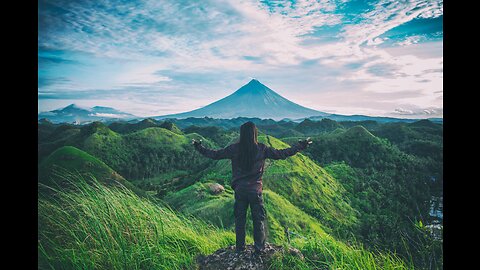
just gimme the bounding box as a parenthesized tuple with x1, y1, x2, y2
(38, 175, 235, 269)
(269, 236, 413, 270)
(38, 174, 413, 270)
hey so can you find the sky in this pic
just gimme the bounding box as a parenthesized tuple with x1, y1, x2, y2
(38, 0, 443, 118)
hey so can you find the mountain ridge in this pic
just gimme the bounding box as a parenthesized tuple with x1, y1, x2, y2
(38, 80, 443, 124)
(38, 104, 137, 124)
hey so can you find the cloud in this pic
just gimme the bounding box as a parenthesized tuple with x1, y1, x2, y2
(340, 0, 443, 47)
(392, 106, 443, 118)
(38, 0, 443, 118)
(89, 113, 132, 118)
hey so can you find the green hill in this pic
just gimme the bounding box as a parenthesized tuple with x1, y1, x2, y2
(164, 181, 328, 243)
(108, 119, 184, 135)
(372, 120, 443, 159)
(184, 134, 357, 236)
(38, 176, 411, 269)
(39, 146, 124, 184)
(108, 118, 161, 134)
(283, 125, 404, 169)
(183, 125, 238, 147)
(282, 127, 441, 267)
(37, 119, 442, 269)
(38, 146, 143, 196)
(38, 121, 218, 183)
(260, 134, 357, 236)
(38, 124, 82, 163)
(294, 118, 344, 135)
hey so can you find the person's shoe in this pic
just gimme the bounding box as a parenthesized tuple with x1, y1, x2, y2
(235, 247, 245, 254)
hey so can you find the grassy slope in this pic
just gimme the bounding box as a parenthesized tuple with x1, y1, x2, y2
(38, 121, 218, 181)
(38, 178, 235, 269)
(38, 177, 411, 269)
(38, 145, 144, 196)
(260, 134, 358, 235)
(39, 146, 125, 184)
(184, 133, 357, 235)
(283, 126, 442, 268)
(164, 181, 327, 243)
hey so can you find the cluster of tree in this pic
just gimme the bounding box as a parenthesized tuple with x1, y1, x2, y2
(183, 125, 239, 147)
(38, 117, 443, 269)
(38, 121, 215, 182)
(280, 124, 442, 269)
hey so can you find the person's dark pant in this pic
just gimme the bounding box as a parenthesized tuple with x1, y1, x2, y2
(234, 189, 266, 252)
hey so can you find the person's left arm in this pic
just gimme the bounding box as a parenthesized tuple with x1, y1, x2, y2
(193, 139, 234, 160)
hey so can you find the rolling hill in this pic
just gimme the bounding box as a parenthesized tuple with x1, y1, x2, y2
(176, 133, 358, 236)
(38, 146, 143, 196)
(37, 116, 442, 269)
(38, 121, 220, 187)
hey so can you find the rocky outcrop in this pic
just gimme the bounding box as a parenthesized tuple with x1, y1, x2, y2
(207, 183, 225, 195)
(196, 243, 304, 270)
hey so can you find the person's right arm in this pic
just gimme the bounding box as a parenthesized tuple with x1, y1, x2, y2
(264, 138, 312, 160)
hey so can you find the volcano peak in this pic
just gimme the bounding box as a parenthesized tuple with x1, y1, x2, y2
(155, 79, 327, 120)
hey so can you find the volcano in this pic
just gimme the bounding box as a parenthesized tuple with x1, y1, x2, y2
(156, 79, 328, 120)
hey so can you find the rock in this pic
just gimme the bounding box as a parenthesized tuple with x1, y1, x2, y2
(207, 183, 225, 195)
(196, 243, 303, 270)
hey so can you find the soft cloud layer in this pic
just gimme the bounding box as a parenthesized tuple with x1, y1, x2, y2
(38, 0, 443, 118)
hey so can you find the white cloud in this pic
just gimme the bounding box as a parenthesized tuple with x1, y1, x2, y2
(394, 108, 414, 115)
(89, 113, 131, 118)
(341, 0, 443, 47)
(397, 35, 424, 46)
(39, 0, 443, 118)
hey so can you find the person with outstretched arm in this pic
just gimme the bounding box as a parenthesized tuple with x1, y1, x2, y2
(192, 121, 312, 256)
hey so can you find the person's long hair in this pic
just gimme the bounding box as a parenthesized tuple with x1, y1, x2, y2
(238, 121, 258, 171)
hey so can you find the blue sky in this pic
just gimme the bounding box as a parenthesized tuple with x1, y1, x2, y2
(38, 0, 443, 118)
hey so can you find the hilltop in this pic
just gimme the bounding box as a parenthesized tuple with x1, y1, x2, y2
(38, 121, 217, 183)
(38, 145, 144, 195)
(197, 244, 304, 270)
(38, 176, 411, 269)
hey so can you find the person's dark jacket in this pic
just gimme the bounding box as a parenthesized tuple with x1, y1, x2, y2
(194, 141, 307, 192)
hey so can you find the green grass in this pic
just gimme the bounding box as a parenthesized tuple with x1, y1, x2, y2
(262, 190, 328, 243)
(38, 145, 145, 196)
(259, 134, 358, 236)
(191, 134, 358, 236)
(38, 122, 220, 182)
(39, 146, 126, 185)
(38, 175, 235, 270)
(163, 181, 412, 269)
(39, 175, 412, 269)
(164, 181, 328, 243)
(164, 181, 236, 229)
(270, 236, 413, 270)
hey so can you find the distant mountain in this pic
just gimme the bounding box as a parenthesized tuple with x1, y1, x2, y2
(155, 79, 443, 123)
(155, 79, 329, 120)
(39, 81, 443, 124)
(38, 104, 137, 124)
